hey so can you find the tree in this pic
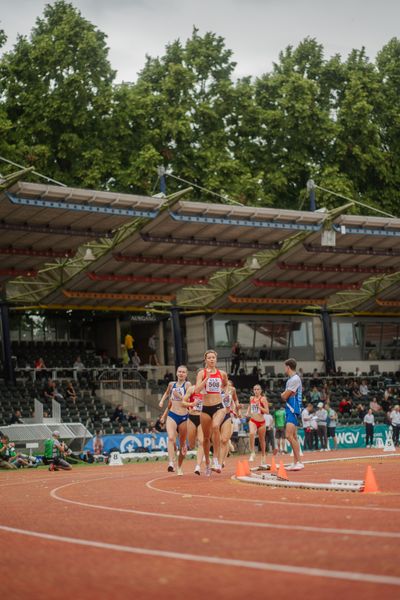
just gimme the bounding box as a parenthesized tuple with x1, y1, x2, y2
(0, 1, 115, 187)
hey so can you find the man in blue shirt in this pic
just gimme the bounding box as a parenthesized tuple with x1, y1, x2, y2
(281, 358, 304, 471)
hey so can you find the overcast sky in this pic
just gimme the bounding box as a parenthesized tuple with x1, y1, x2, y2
(1, 0, 399, 82)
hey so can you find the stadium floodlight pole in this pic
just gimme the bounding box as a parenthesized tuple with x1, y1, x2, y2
(307, 179, 316, 212)
(170, 305, 184, 369)
(321, 307, 336, 375)
(157, 165, 167, 196)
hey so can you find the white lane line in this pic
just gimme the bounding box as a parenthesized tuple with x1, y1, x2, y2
(49, 479, 400, 540)
(0, 524, 399, 587)
(146, 474, 400, 513)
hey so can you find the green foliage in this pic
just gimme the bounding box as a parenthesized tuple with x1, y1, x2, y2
(1, 6, 400, 215)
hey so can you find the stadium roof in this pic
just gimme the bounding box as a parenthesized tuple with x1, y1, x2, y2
(4, 180, 400, 316)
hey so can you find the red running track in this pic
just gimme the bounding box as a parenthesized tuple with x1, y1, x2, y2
(1, 448, 400, 600)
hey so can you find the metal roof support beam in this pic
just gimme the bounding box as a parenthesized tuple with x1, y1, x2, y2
(6, 192, 160, 219)
(169, 211, 323, 232)
(332, 224, 400, 237)
(141, 232, 281, 250)
(0, 220, 112, 238)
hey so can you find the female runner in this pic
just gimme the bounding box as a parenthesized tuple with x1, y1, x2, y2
(182, 381, 204, 475)
(195, 350, 228, 476)
(219, 379, 241, 469)
(159, 365, 190, 475)
(246, 384, 269, 466)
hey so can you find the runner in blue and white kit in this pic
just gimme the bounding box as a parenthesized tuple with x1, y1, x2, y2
(281, 358, 304, 471)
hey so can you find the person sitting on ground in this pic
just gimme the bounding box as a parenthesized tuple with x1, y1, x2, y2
(73, 356, 85, 370)
(369, 397, 381, 413)
(65, 381, 77, 404)
(7, 442, 38, 468)
(9, 409, 23, 425)
(43, 431, 72, 471)
(0, 434, 17, 469)
(111, 404, 126, 423)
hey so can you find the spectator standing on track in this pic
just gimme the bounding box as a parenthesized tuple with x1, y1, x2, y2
(274, 402, 286, 454)
(316, 402, 328, 451)
(389, 405, 400, 446)
(302, 403, 314, 451)
(124, 332, 134, 363)
(310, 413, 319, 450)
(363, 409, 375, 448)
(326, 403, 339, 450)
(264, 411, 275, 454)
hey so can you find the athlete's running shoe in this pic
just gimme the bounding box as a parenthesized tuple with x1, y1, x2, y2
(286, 462, 304, 471)
(194, 465, 201, 475)
(167, 463, 175, 472)
(177, 467, 183, 476)
(205, 464, 212, 476)
(249, 452, 256, 462)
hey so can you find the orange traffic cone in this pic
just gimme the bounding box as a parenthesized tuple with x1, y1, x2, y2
(277, 460, 288, 481)
(363, 465, 379, 493)
(270, 454, 277, 474)
(242, 459, 251, 476)
(235, 461, 246, 477)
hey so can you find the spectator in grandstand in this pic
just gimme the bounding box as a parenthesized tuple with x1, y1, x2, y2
(73, 356, 85, 370)
(369, 397, 381, 413)
(124, 332, 134, 363)
(0, 434, 17, 469)
(34, 357, 46, 370)
(381, 389, 392, 413)
(259, 344, 268, 361)
(274, 402, 286, 453)
(9, 409, 23, 425)
(316, 402, 328, 451)
(43, 431, 72, 471)
(230, 341, 241, 376)
(117, 424, 126, 434)
(389, 405, 400, 446)
(338, 396, 352, 415)
(121, 343, 129, 366)
(148, 334, 159, 366)
(65, 381, 77, 404)
(326, 402, 338, 450)
(363, 409, 375, 448)
(356, 403, 367, 420)
(309, 386, 321, 405)
(131, 351, 141, 369)
(264, 411, 275, 453)
(302, 403, 314, 451)
(335, 366, 343, 375)
(127, 412, 138, 426)
(359, 380, 369, 400)
(154, 414, 165, 432)
(43, 379, 63, 403)
(111, 404, 126, 424)
(163, 371, 174, 384)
